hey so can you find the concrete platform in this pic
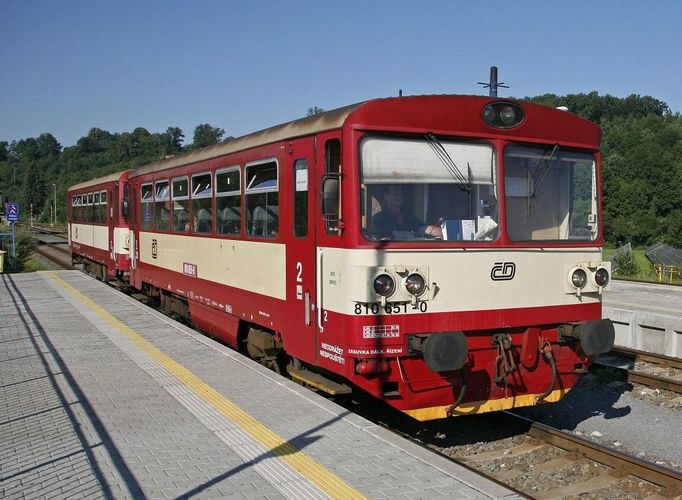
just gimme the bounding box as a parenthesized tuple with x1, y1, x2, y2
(0, 271, 518, 499)
(603, 281, 682, 358)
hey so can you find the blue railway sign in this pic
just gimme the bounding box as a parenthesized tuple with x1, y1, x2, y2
(6, 203, 19, 222)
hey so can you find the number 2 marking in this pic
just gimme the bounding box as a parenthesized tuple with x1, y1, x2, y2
(296, 261, 303, 283)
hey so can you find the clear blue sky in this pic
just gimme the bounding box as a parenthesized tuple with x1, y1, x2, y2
(2, 1, 681, 147)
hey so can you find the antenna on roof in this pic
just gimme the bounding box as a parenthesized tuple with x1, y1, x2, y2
(477, 66, 509, 97)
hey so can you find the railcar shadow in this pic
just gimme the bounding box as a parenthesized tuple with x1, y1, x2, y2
(511, 371, 633, 428)
(175, 411, 350, 499)
(401, 372, 632, 449)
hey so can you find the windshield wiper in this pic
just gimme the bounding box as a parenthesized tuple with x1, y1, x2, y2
(526, 144, 559, 217)
(424, 133, 472, 192)
(531, 144, 559, 196)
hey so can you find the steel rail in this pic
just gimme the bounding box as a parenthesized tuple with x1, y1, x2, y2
(610, 346, 682, 370)
(594, 360, 682, 394)
(508, 412, 682, 495)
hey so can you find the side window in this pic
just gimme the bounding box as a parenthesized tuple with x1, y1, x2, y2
(216, 166, 241, 236)
(293, 159, 308, 237)
(245, 160, 278, 238)
(325, 139, 341, 234)
(87, 193, 94, 223)
(100, 190, 107, 223)
(154, 180, 170, 231)
(93, 192, 101, 224)
(191, 172, 212, 233)
(141, 184, 153, 230)
(172, 177, 189, 232)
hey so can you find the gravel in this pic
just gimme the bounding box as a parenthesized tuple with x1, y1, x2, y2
(514, 374, 682, 469)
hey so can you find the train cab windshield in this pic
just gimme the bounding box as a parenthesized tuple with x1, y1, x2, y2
(504, 145, 598, 241)
(360, 135, 499, 242)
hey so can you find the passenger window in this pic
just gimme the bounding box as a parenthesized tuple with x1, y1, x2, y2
(87, 193, 94, 223)
(94, 192, 101, 223)
(101, 191, 108, 223)
(245, 160, 278, 238)
(154, 181, 170, 231)
(141, 184, 153, 230)
(191, 172, 212, 233)
(172, 177, 189, 232)
(293, 159, 308, 237)
(216, 167, 241, 236)
(100, 190, 107, 223)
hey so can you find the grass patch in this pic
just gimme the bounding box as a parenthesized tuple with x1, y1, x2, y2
(603, 246, 681, 284)
(23, 258, 47, 272)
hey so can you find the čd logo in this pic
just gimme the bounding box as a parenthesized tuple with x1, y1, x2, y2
(491, 262, 516, 281)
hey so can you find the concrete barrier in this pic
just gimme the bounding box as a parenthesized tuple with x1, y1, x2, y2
(603, 281, 682, 358)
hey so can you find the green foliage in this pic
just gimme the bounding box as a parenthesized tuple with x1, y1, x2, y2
(0, 141, 8, 162)
(3, 228, 37, 272)
(23, 164, 47, 218)
(612, 246, 638, 277)
(307, 106, 325, 116)
(525, 91, 670, 123)
(188, 124, 225, 150)
(0, 122, 226, 223)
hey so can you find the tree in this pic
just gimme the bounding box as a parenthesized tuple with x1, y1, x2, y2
(77, 127, 114, 154)
(36, 133, 61, 157)
(0, 141, 10, 162)
(307, 106, 325, 116)
(189, 124, 224, 150)
(23, 165, 47, 219)
(162, 126, 184, 155)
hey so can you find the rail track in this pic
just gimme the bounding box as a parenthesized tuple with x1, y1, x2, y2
(596, 347, 682, 394)
(350, 400, 682, 498)
(32, 234, 74, 270)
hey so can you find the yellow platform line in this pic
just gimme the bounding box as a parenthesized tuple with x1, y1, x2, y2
(46, 272, 365, 500)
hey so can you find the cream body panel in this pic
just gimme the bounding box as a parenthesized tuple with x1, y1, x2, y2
(70, 223, 109, 251)
(139, 232, 286, 300)
(319, 247, 604, 315)
(93, 225, 108, 251)
(114, 227, 130, 256)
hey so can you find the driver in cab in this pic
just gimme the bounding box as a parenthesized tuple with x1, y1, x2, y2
(369, 184, 442, 240)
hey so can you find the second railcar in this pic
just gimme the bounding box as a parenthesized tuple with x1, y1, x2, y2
(68, 170, 131, 281)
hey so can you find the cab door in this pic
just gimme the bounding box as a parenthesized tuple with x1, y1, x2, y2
(284, 137, 318, 363)
(108, 186, 115, 267)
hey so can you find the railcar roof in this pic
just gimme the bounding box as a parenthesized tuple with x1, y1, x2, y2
(132, 102, 366, 177)
(68, 170, 130, 192)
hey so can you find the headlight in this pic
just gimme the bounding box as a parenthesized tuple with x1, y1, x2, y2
(482, 102, 524, 129)
(571, 268, 588, 288)
(373, 274, 395, 296)
(405, 273, 426, 296)
(482, 106, 496, 123)
(594, 268, 610, 287)
(499, 106, 517, 125)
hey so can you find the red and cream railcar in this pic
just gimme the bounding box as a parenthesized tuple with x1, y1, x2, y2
(125, 95, 614, 420)
(68, 170, 131, 281)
